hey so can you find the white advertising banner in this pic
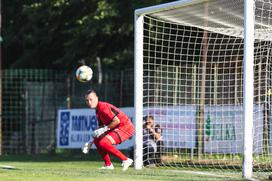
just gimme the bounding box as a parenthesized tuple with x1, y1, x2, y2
(204, 105, 263, 153)
(57, 108, 135, 149)
(145, 106, 197, 149)
(57, 105, 264, 153)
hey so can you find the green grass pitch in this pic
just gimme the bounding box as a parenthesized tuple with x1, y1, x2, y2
(0, 151, 244, 181)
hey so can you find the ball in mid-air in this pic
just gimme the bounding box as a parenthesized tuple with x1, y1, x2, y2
(76, 65, 93, 82)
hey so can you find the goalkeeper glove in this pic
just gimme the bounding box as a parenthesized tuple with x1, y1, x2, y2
(92, 126, 109, 138)
(82, 142, 91, 154)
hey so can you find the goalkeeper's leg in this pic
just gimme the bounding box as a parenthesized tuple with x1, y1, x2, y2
(94, 134, 133, 171)
(93, 138, 112, 167)
(94, 136, 127, 161)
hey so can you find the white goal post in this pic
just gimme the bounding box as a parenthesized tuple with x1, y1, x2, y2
(134, 0, 272, 180)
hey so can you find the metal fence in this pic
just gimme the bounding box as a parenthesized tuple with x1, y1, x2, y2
(1, 68, 134, 154)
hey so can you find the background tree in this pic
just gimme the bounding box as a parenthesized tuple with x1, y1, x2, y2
(3, 0, 172, 70)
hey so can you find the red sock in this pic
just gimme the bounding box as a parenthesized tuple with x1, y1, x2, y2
(94, 139, 112, 166)
(98, 137, 127, 161)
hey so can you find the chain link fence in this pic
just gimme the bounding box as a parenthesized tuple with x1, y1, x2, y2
(1, 68, 134, 154)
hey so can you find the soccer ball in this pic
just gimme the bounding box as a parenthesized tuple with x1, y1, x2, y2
(76, 65, 93, 82)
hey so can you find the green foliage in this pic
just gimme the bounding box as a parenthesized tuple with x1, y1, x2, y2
(4, 0, 173, 70)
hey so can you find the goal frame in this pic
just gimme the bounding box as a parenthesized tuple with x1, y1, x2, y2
(134, 0, 255, 179)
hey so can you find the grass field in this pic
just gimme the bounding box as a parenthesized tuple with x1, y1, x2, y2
(0, 151, 247, 181)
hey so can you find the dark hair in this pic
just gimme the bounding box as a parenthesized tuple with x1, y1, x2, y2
(85, 89, 98, 97)
(144, 115, 154, 121)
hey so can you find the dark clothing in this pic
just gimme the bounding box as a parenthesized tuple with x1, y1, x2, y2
(143, 124, 162, 144)
(143, 124, 163, 166)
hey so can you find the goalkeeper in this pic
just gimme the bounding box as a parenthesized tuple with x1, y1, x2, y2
(84, 89, 135, 171)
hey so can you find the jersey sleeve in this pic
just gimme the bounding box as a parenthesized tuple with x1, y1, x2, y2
(105, 106, 119, 121)
(99, 103, 120, 125)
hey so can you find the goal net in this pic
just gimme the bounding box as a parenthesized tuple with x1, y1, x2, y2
(134, 0, 272, 179)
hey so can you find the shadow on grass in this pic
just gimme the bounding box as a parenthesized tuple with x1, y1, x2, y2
(0, 150, 125, 163)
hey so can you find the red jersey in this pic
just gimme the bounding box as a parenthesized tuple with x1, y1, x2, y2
(96, 101, 134, 143)
(96, 101, 131, 127)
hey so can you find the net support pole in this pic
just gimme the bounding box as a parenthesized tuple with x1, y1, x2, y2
(0, 0, 2, 155)
(134, 13, 144, 170)
(242, 0, 255, 179)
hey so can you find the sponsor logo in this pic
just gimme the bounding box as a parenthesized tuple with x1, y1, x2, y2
(59, 112, 70, 146)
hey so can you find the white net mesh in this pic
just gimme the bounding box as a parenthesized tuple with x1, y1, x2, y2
(139, 0, 272, 178)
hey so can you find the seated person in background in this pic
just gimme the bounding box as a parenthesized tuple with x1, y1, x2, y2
(143, 115, 163, 166)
